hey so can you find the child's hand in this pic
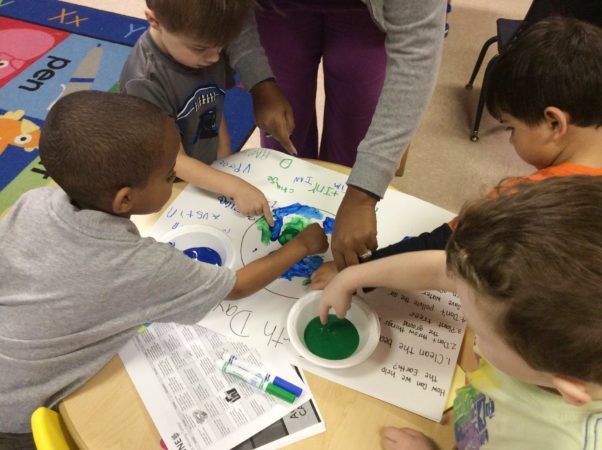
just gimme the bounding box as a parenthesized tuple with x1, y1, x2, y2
(318, 271, 354, 324)
(382, 427, 439, 450)
(294, 223, 328, 256)
(250, 80, 297, 155)
(310, 261, 338, 290)
(232, 181, 274, 226)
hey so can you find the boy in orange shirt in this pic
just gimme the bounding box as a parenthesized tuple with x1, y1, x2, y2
(311, 17, 602, 288)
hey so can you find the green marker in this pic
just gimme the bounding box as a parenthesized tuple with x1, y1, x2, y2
(265, 383, 296, 404)
(217, 359, 297, 403)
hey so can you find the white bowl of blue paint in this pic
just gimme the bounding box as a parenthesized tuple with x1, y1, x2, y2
(161, 225, 235, 268)
(287, 290, 380, 369)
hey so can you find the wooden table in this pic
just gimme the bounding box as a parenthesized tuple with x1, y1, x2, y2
(59, 158, 474, 450)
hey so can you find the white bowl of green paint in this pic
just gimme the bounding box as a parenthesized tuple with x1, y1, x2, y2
(160, 225, 236, 268)
(287, 290, 380, 369)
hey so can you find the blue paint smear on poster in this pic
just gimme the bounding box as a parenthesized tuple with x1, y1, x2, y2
(268, 203, 324, 242)
(259, 203, 334, 281)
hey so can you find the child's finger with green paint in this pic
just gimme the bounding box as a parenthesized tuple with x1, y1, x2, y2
(319, 290, 350, 324)
(319, 296, 331, 325)
(262, 200, 274, 227)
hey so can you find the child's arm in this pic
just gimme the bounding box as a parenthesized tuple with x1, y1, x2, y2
(216, 118, 232, 160)
(175, 146, 274, 225)
(226, 223, 328, 299)
(319, 250, 454, 323)
(310, 223, 453, 290)
(370, 223, 453, 259)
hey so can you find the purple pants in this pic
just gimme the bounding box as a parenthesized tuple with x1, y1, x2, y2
(256, 1, 386, 167)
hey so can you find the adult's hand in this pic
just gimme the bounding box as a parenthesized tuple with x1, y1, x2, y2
(331, 186, 378, 270)
(250, 79, 297, 155)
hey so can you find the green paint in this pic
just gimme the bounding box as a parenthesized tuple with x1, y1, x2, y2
(302, 278, 311, 286)
(304, 315, 359, 360)
(278, 216, 311, 245)
(256, 217, 271, 245)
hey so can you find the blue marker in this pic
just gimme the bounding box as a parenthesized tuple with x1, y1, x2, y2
(222, 353, 303, 398)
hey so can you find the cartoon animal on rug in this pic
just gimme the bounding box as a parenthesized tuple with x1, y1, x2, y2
(0, 28, 57, 87)
(0, 110, 41, 155)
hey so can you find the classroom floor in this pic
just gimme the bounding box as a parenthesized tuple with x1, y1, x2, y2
(71, 0, 533, 214)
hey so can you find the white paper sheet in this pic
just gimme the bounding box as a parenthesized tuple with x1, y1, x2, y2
(139, 149, 465, 421)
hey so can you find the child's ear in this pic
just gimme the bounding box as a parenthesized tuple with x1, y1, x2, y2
(145, 9, 160, 29)
(543, 106, 569, 140)
(551, 375, 592, 406)
(112, 187, 134, 215)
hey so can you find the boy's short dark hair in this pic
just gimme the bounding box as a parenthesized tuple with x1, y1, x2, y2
(40, 91, 168, 208)
(486, 17, 602, 127)
(146, 0, 254, 47)
(446, 176, 602, 384)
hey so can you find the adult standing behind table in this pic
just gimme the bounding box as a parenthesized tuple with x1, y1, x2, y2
(254, 0, 446, 269)
(226, 10, 298, 156)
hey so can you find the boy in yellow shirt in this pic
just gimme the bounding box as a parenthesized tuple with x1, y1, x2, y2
(320, 175, 602, 450)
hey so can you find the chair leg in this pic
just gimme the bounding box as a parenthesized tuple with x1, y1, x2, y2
(471, 54, 499, 142)
(466, 36, 498, 90)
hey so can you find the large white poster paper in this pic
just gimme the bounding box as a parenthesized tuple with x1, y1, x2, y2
(141, 149, 466, 421)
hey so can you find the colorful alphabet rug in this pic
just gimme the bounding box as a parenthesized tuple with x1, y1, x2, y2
(0, 0, 255, 214)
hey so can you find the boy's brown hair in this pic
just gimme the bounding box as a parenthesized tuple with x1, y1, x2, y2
(446, 176, 602, 384)
(486, 17, 602, 127)
(146, 0, 254, 47)
(40, 91, 168, 209)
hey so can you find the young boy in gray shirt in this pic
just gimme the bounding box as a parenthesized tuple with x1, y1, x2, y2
(0, 91, 327, 443)
(120, 0, 296, 227)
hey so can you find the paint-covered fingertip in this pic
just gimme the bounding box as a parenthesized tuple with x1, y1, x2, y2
(318, 308, 329, 325)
